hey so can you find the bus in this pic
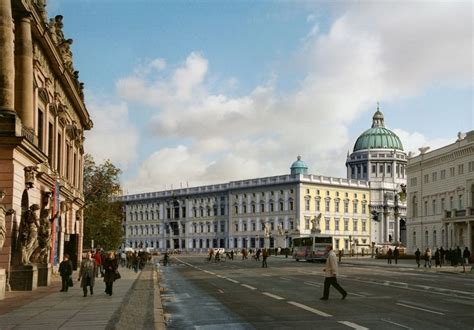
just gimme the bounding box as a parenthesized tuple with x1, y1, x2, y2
(292, 234, 333, 262)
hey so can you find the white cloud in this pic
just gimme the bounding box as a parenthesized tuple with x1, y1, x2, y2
(84, 98, 139, 169)
(392, 129, 455, 157)
(120, 2, 471, 192)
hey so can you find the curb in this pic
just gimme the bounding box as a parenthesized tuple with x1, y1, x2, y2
(154, 264, 166, 330)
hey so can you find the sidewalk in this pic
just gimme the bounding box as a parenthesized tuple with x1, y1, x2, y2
(0, 266, 140, 329)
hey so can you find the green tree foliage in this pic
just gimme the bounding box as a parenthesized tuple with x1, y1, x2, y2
(83, 154, 123, 250)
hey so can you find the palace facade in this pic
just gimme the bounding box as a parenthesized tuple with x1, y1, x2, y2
(0, 0, 91, 297)
(406, 131, 474, 253)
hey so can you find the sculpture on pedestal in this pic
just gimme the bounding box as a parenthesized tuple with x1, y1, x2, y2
(19, 204, 40, 265)
(31, 192, 52, 264)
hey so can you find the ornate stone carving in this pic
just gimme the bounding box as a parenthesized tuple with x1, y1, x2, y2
(24, 166, 38, 190)
(19, 204, 41, 265)
(0, 192, 15, 249)
(30, 192, 52, 264)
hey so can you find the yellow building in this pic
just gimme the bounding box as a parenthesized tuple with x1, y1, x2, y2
(121, 157, 370, 254)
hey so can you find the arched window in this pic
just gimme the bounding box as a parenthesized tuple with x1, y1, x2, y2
(433, 230, 437, 247)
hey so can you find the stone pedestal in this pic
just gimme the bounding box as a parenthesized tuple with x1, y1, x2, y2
(37, 263, 51, 287)
(0, 268, 5, 300)
(9, 265, 38, 291)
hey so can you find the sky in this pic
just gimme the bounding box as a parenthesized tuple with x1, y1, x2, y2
(48, 0, 473, 194)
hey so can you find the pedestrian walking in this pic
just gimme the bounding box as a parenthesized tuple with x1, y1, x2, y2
(262, 248, 268, 268)
(462, 247, 471, 273)
(393, 247, 399, 264)
(59, 254, 73, 292)
(387, 248, 393, 264)
(434, 248, 441, 268)
(78, 251, 97, 297)
(94, 249, 103, 277)
(320, 245, 347, 300)
(424, 247, 432, 268)
(103, 251, 119, 296)
(415, 248, 421, 268)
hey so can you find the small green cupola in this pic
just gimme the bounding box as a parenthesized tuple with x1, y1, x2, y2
(290, 155, 308, 175)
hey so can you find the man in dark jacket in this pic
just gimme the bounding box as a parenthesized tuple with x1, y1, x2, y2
(78, 251, 97, 297)
(59, 254, 73, 292)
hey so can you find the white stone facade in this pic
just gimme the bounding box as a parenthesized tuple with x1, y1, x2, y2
(406, 131, 474, 253)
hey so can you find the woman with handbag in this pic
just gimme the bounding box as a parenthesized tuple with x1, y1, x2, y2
(103, 251, 119, 296)
(59, 254, 73, 292)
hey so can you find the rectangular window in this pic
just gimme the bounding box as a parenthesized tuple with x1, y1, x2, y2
(353, 219, 358, 232)
(289, 201, 294, 211)
(214, 223, 218, 232)
(432, 199, 436, 215)
(280, 202, 284, 211)
(37, 109, 44, 151)
(325, 200, 330, 212)
(305, 199, 310, 211)
(57, 133, 62, 174)
(432, 172, 437, 182)
(220, 221, 225, 232)
(410, 177, 417, 186)
(424, 174, 429, 184)
(424, 201, 428, 216)
(48, 122, 54, 167)
(335, 200, 339, 213)
(450, 167, 455, 177)
(325, 219, 330, 231)
(459, 195, 463, 209)
(252, 223, 256, 231)
(335, 219, 340, 231)
(379, 164, 384, 173)
(441, 198, 445, 212)
(316, 199, 320, 211)
(344, 201, 349, 213)
(243, 223, 247, 231)
(353, 203, 358, 214)
(235, 223, 238, 231)
(344, 219, 349, 231)
(387, 164, 391, 174)
(440, 169, 446, 179)
(362, 204, 366, 214)
(335, 239, 340, 250)
(469, 161, 474, 172)
(221, 206, 225, 216)
(305, 217, 310, 230)
(458, 164, 464, 175)
(372, 164, 376, 174)
(362, 220, 366, 232)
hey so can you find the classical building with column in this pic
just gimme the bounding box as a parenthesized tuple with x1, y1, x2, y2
(0, 0, 92, 298)
(346, 108, 408, 246)
(406, 131, 474, 253)
(121, 157, 371, 255)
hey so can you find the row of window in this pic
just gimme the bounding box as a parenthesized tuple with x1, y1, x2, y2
(411, 227, 465, 249)
(411, 194, 465, 217)
(410, 161, 474, 187)
(305, 199, 367, 214)
(234, 200, 293, 214)
(304, 217, 367, 232)
(306, 190, 367, 199)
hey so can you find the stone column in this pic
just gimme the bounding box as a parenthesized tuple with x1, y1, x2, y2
(14, 15, 34, 129)
(0, 1, 15, 113)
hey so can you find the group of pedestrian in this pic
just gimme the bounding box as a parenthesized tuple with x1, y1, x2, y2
(386, 247, 400, 264)
(414, 246, 471, 271)
(58, 250, 121, 297)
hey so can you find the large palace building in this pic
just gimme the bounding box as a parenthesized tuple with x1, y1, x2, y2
(406, 131, 474, 253)
(120, 108, 409, 254)
(0, 0, 92, 297)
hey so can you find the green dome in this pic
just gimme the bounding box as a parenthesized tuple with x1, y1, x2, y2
(290, 156, 308, 175)
(353, 107, 403, 152)
(353, 127, 404, 152)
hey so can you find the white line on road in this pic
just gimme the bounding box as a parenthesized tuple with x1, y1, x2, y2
(216, 275, 224, 278)
(262, 292, 285, 300)
(348, 292, 365, 297)
(396, 303, 445, 315)
(304, 281, 321, 287)
(241, 284, 257, 290)
(218, 289, 224, 294)
(279, 277, 292, 281)
(337, 321, 369, 329)
(226, 278, 239, 284)
(287, 301, 331, 317)
(381, 318, 413, 329)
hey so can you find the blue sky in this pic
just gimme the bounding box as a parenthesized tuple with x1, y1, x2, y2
(48, 0, 473, 194)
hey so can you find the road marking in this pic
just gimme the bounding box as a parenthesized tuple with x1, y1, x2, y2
(216, 275, 224, 278)
(226, 278, 239, 284)
(241, 284, 257, 290)
(348, 292, 365, 297)
(304, 281, 321, 287)
(337, 321, 369, 329)
(396, 303, 444, 315)
(218, 289, 224, 294)
(280, 277, 292, 281)
(381, 318, 413, 329)
(262, 292, 285, 300)
(287, 301, 331, 317)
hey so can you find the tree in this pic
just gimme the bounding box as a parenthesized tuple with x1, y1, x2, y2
(83, 154, 123, 250)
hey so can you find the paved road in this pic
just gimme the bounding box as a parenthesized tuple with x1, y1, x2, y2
(0, 266, 142, 329)
(160, 255, 474, 329)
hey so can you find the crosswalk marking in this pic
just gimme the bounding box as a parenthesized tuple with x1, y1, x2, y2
(241, 284, 257, 290)
(262, 292, 285, 300)
(396, 303, 444, 315)
(287, 301, 332, 317)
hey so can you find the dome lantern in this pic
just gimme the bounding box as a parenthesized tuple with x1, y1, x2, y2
(290, 155, 308, 175)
